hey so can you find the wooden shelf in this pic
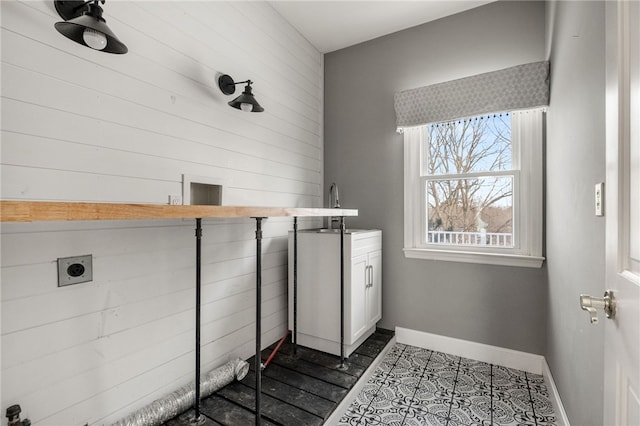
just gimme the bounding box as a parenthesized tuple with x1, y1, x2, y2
(0, 201, 358, 223)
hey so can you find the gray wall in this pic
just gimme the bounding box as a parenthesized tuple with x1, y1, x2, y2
(545, 1, 606, 424)
(324, 1, 548, 355)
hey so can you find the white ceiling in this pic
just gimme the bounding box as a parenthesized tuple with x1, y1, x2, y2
(268, 1, 495, 53)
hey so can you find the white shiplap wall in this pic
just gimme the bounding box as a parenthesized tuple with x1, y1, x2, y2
(0, 1, 323, 424)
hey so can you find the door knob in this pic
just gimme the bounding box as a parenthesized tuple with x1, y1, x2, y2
(579, 290, 616, 324)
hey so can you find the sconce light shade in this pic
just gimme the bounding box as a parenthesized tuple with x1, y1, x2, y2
(54, 0, 128, 54)
(218, 74, 264, 113)
(228, 84, 264, 113)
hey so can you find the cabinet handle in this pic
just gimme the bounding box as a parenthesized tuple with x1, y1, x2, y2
(365, 265, 369, 288)
(365, 265, 373, 288)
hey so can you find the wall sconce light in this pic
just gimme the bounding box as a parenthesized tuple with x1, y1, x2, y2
(218, 74, 264, 113)
(54, 0, 128, 54)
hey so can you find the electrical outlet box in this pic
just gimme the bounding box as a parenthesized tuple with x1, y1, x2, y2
(169, 195, 182, 205)
(182, 174, 225, 206)
(58, 255, 93, 287)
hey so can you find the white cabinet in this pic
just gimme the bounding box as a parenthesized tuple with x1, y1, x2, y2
(288, 229, 382, 357)
(349, 248, 382, 342)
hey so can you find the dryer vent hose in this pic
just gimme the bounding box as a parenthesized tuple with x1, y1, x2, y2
(111, 358, 249, 426)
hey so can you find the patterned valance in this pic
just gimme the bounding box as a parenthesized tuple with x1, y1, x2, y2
(394, 61, 550, 129)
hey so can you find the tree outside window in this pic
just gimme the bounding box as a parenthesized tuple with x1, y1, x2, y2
(423, 114, 514, 247)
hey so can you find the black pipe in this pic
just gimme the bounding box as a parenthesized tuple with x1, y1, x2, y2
(340, 216, 345, 368)
(293, 216, 298, 355)
(254, 217, 263, 426)
(195, 218, 203, 421)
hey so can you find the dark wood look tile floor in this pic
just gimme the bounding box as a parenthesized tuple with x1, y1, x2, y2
(164, 329, 394, 426)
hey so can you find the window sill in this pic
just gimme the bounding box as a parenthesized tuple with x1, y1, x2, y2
(403, 247, 545, 268)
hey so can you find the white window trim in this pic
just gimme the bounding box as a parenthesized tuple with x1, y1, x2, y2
(402, 110, 545, 268)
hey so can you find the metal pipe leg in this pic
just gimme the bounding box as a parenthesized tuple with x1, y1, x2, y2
(254, 217, 264, 426)
(293, 216, 298, 355)
(340, 216, 345, 368)
(194, 219, 204, 423)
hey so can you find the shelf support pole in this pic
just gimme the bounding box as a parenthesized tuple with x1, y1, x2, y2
(254, 217, 264, 426)
(293, 216, 298, 355)
(194, 218, 204, 424)
(340, 216, 345, 368)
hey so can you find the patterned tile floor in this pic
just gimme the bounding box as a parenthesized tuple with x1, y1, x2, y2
(336, 343, 557, 426)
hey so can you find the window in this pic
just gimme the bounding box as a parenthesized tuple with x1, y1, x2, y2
(403, 109, 544, 267)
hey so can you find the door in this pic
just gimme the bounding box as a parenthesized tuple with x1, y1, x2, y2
(604, 2, 640, 424)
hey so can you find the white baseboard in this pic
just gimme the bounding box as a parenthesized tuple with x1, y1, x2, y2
(395, 326, 544, 374)
(543, 358, 571, 426)
(395, 327, 569, 425)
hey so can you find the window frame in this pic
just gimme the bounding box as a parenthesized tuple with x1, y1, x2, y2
(403, 109, 545, 268)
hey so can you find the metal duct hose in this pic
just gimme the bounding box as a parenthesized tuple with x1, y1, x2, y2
(112, 358, 249, 426)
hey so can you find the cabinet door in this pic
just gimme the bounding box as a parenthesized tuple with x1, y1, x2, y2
(367, 250, 382, 327)
(293, 233, 342, 342)
(349, 253, 368, 344)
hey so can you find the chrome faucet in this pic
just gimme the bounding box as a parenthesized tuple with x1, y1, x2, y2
(329, 182, 340, 208)
(328, 183, 341, 229)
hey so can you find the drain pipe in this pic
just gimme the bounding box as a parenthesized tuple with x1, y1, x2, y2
(111, 358, 249, 426)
